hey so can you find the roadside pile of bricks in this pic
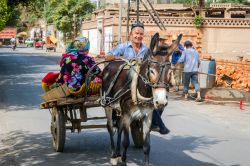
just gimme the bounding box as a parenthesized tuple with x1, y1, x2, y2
(216, 59, 250, 91)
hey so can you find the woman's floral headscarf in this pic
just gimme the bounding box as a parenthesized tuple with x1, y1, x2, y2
(60, 36, 90, 67)
(66, 36, 90, 53)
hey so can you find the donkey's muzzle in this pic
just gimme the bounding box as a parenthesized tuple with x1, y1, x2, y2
(153, 88, 168, 109)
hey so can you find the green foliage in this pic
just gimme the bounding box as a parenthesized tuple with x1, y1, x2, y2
(0, 0, 9, 30)
(19, 0, 46, 27)
(172, 0, 195, 4)
(6, 8, 21, 27)
(218, 0, 250, 5)
(193, 15, 203, 28)
(45, 0, 95, 40)
(0, 0, 44, 31)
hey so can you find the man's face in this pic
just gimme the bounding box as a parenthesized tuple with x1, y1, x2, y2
(159, 38, 167, 46)
(130, 27, 144, 45)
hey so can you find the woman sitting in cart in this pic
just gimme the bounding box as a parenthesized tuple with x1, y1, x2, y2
(42, 36, 101, 96)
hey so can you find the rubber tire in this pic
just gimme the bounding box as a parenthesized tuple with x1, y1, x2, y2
(51, 107, 66, 152)
(130, 120, 143, 148)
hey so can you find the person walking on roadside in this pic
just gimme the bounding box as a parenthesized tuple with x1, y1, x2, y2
(10, 36, 17, 50)
(175, 40, 202, 102)
(10, 36, 16, 45)
(107, 23, 170, 135)
(171, 35, 184, 92)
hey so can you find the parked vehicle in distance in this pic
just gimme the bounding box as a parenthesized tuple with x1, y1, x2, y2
(24, 38, 34, 47)
(45, 36, 57, 52)
(34, 40, 44, 49)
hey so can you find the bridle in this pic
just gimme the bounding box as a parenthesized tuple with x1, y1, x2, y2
(141, 47, 171, 90)
(145, 57, 171, 89)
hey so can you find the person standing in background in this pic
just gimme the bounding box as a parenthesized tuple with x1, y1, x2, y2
(176, 40, 202, 102)
(171, 35, 184, 92)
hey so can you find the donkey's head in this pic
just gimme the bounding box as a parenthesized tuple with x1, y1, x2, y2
(147, 33, 182, 109)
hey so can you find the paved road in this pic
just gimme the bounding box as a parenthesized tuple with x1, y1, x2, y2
(0, 46, 250, 166)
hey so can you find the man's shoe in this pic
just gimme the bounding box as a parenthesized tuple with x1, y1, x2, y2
(151, 124, 160, 132)
(159, 126, 170, 135)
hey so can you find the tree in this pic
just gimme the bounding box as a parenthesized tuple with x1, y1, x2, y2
(0, 0, 45, 31)
(0, 0, 9, 30)
(19, 0, 46, 27)
(45, 0, 95, 41)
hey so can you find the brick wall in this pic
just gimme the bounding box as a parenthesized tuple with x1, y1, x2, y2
(216, 59, 250, 91)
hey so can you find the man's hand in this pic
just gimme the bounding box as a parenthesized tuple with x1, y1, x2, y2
(104, 55, 125, 60)
(175, 47, 182, 53)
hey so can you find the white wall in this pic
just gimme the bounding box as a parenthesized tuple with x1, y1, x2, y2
(104, 26, 113, 53)
(83, 29, 98, 54)
(83, 26, 114, 55)
(202, 28, 250, 59)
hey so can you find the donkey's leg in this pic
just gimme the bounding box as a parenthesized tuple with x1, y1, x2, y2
(105, 108, 117, 165)
(121, 117, 130, 165)
(115, 117, 123, 164)
(143, 111, 153, 166)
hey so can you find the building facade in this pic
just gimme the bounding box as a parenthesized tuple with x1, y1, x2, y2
(82, 3, 250, 59)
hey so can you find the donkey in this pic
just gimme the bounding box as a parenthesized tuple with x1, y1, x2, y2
(101, 33, 182, 166)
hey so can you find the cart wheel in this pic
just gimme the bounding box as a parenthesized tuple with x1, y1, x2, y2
(130, 120, 143, 148)
(51, 107, 66, 152)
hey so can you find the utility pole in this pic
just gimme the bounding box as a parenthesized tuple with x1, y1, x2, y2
(126, 0, 131, 41)
(118, 0, 123, 44)
(44, 0, 48, 38)
(137, 0, 140, 23)
(73, 14, 76, 39)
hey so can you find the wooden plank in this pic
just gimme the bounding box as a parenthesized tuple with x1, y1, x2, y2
(87, 117, 106, 120)
(56, 95, 100, 106)
(65, 124, 106, 130)
(40, 95, 100, 109)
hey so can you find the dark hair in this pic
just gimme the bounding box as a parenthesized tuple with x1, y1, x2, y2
(131, 23, 144, 30)
(184, 40, 193, 47)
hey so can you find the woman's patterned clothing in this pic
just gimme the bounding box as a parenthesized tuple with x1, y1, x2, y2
(57, 51, 101, 92)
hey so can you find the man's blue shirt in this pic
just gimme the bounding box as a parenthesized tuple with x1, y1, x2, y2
(108, 42, 149, 59)
(178, 47, 200, 72)
(171, 44, 184, 65)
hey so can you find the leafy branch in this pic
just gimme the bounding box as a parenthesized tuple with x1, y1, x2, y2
(193, 15, 204, 28)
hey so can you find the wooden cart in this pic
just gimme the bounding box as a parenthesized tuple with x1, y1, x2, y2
(40, 86, 143, 152)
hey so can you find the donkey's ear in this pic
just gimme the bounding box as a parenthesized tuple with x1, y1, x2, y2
(150, 33, 159, 55)
(167, 34, 183, 54)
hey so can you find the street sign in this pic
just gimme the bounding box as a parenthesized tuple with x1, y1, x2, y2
(0, 27, 17, 39)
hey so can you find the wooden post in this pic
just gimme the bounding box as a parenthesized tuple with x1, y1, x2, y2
(126, 0, 131, 41)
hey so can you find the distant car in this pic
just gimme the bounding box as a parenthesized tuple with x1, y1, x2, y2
(34, 41, 44, 49)
(24, 38, 34, 47)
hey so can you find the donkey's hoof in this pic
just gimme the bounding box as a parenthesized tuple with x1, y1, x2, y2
(110, 157, 118, 166)
(111, 156, 122, 165)
(120, 162, 127, 166)
(117, 156, 122, 163)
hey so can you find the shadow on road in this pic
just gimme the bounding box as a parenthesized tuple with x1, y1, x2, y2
(0, 54, 60, 111)
(0, 129, 221, 166)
